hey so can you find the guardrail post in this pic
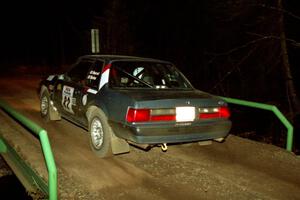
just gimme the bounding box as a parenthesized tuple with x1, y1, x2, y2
(39, 130, 57, 200)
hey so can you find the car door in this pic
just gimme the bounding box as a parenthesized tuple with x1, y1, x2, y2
(75, 60, 104, 125)
(53, 58, 93, 125)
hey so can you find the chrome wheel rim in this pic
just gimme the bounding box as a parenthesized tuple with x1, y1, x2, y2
(91, 118, 104, 149)
(41, 95, 48, 116)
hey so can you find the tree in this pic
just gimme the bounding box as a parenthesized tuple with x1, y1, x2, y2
(202, 0, 300, 150)
(277, 0, 300, 122)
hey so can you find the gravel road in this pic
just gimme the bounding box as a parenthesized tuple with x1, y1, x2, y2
(0, 75, 299, 200)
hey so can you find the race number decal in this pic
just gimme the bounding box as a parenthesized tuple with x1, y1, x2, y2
(62, 86, 75, 114)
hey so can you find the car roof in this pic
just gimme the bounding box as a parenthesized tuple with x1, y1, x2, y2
(79, 54, 173, 64)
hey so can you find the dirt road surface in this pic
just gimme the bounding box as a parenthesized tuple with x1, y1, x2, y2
(0, 74, 299, 200)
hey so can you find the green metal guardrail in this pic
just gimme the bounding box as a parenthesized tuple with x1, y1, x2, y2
(221, 97, 294, 152)
(0, 99, 57, 200)
(0, 96, 293, 199)
(0, 138, 6, 153)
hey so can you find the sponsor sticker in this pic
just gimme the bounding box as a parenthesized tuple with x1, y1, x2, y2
(89, 70, 100, 76)
(87, 75, 97, 80)
(62, 86, 75, 114)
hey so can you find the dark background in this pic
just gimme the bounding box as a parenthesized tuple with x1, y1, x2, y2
(0, 0, 299, 152)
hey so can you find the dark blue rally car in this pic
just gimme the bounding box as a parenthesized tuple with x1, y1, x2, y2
(39, 55, 232, 157)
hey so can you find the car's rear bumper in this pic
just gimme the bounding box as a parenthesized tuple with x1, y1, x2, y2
(110, 120, 232, 144)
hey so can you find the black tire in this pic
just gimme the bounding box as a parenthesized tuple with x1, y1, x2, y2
(88, 108, 113, 158)
(40, 89, 50, 122)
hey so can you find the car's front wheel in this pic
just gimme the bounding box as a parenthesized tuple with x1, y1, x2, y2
(88, 108, 113, 158)
(40, 89, 50, 122)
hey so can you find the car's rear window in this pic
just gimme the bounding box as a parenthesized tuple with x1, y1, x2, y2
(109, 61, 192, 89)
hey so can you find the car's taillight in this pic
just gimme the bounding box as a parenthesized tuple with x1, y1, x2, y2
(199, 106, 230, 119)
(151, 115, 176, 121)
(126, 108, 176, 122)
(126, 108, 150, 122)
(200, 112, 220, 119)
(219, 106, 231, 118)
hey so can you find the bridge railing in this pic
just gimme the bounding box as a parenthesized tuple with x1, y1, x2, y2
(0, 99, 57, 200)
(221, 97, 294, 152)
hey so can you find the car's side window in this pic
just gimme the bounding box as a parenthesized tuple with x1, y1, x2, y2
(67, 60, 93, 84)
(85, 60, 103, 89)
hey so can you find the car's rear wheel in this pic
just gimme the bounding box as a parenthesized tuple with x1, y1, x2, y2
(40, 89, 50, 122)
(88, 108, 113, 158)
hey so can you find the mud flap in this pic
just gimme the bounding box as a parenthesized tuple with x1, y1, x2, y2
(49, 102, 61, 121)
(111, 134, 130, 155)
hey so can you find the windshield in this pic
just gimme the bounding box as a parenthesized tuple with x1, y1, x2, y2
(109, 61, 193, 89)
